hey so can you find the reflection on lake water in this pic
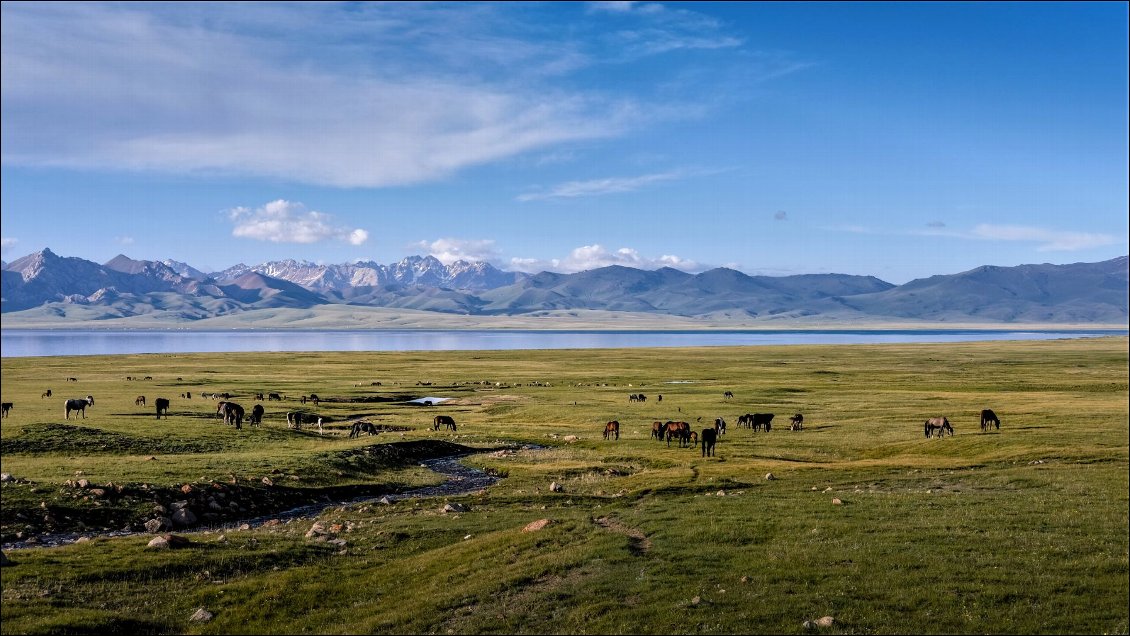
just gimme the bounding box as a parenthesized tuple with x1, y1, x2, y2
(1, 328, 1124, 358)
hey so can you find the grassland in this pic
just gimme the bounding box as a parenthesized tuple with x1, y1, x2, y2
(1, 337, 1127, 634)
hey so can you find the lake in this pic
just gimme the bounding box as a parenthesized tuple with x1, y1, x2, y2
(2, 328, 1125, 358)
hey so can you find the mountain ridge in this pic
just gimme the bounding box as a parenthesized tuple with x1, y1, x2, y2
(2, 250, 1126, 325)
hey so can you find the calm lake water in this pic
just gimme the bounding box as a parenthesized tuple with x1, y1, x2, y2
(2, 328, 1125, 358)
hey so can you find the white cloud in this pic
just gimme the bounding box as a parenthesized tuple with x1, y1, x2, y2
(517, 170, 689, 202)
(1, 237, 17, 254)
(115, 236, 135, 245)
(413, 238, 500, 265)
(0, 3, 649, 188)
(510, 244, 703, 273)
(229, 200, 369, 245)
(970, 224, 1118, 252)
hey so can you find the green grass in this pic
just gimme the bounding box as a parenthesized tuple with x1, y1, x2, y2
(1, 337, 1127, 634)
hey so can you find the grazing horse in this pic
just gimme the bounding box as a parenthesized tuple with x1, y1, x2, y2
(42, 389, 52, 398)
(222, 402, 245, 430)
(286, 411, 305, 430)
(714, 417, 727, 435)
(433, 415, 457, 431)
(155, 398, 171, 419)
(350, 420, 378, 438)
(724, 391, 734, 399)
(135, 395, 146, 407)
(268, 393, 282, 401)
(248, 404, 264, 427)
(666, 421, 691, 448)
(64, 396, 94, 419)
(651, 421, 666, 440)
(701, 427, 718, 457)
(309, 394, 320, 406)
(980, 409, 1000, 432)
(603, 420, 620, 440)
(924, 417, 954, 438)
(181, 392, 192, 399)
(255, 393, 264, 401)
(67, 377, 77, 382)
(1, 403, 12, 418)
(789, 413, 804, 431)
(751, 413, 774, 432)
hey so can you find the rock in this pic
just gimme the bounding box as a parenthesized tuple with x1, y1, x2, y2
(261, 477, 273, 486)
(549, 482, 563, 493)
(443, 503, 468, 513)
(75, 536, 92, 544)
(170, 501, 190, 510)
(76, 479, 90, 489)
(145, 517, 171, 533)
(180, 484, 194, 494)
(189, 608, 214, 622)
(147, 536, 170, 549)
(831, 498, 843, 505)
(216, 534, 228, 543)
(88, 488, 106, 498)
(803, 620, 815, 630)
(816, 616, 835, 628)
(379, 496, 393, 505)
(523, 519, 552, 532)
(0, 473, 12, 482)
(171, 508, 197, 527)
(690, 596, 701, 606)
(305, 522, 328, 538)
(765, 473, 775, 481)
(716, 490, 726, 496)
(237, 523, 251, 531)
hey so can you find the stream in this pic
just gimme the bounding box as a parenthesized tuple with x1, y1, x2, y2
(1, 446, 534, 552)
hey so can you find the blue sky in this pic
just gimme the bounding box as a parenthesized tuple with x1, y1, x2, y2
(1, 1, 1126, 283)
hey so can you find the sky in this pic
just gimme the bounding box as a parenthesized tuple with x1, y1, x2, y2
(1, 1, 1127, 284)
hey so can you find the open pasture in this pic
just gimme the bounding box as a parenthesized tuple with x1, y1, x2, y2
(1, 337, 1127, 634)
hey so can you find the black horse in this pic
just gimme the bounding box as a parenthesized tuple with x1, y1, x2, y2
(701, 428, 717, 457)
(433, 415, 457, 431)
(980, 409, 1000, 432)
(249, 404, 265, 427)
(155, 398, 171, 419)
(64, 396, 94, 419)
(1, 403, 12, 418)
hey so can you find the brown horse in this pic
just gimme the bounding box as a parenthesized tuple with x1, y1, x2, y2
(980, 409, 1000, 432)
(603, 420, 620, 440)
(925, 416, 953, 438)
(666, 421, 691, 448)
(651, 421, 666, 440)
(135, 395, 146, 407)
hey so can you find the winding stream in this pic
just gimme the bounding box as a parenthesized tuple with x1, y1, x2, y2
(1, 447, 531, 552)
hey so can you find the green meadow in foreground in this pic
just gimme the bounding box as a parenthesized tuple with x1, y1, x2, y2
(1, 338, 1127, 635)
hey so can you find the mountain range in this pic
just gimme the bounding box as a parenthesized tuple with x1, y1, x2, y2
(2, 249, 1127, 326)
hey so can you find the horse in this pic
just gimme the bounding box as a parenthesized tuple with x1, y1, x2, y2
(752, 413, 774, 432)
(714, 417, 727, 435)
(789, 413, 804, 431)
(135, 395, 146, 407)
(925, 417, 953, 438)
(64, 396, 94, 419)
(309, 394, 320, 406)
(42, 389, 52, 398)
(980, 409, 1000, 432)
(433, 415, 457, 431)
(724, 391, 734, 399)
(67, 377, 77, 382)
(651, 421, 666, 440)
(268, 393, 282, 401)
(701, 428, 717, 457)
(222, 402, 245, 429)
(249, 404, 264, 427)
(255, 393, 264, 401)
(181, 392, 192, 399)
(287, 411, 305, 430)
(155, 398, 171, 419)
(666, 421, 691, 448)
(350, 420, 378, 438)
(1, 403, 12, 418)
(603, 420, 620, 440)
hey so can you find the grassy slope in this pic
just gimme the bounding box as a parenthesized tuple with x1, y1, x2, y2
(1, 337, 1127, 634)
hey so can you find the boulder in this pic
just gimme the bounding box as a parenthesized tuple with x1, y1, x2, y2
(523, 519, 552, 532)
(145, 517, 171, 533)
(171, 508, 197, 527)
(189, 608, 214, 622)
(549, 482, 563, 493)
(443, 502, 468, 513)
(816, 616, 835, 628)
(765, 473, 776, 481)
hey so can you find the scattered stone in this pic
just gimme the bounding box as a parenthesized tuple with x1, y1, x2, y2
(379, 496, 393, 505)
(189, 608, 214, 622)
(740, 575, 749, 584)
(261, 477, 273, 486)
(690, 596, 701, 606)
(443, 503, 468, 513)
(523, 519, 552, 532)
(88, 488, 106, 498)
(180, 484, 194, 494)
(76, 479, 90, 489)
(716, 490, 726, 497)
(831, 498, 843, 505)
(145, 456, 158, 461)
(305, 522, 328, 538)
(803, 620, 815, 630)
(0, 473, 12, 482)
(464, 534, 472, 540)
(549, 482, 563, 493)
(147, 536, 170, 549)
(237, 523, 251, 531)
(765, 473, 775, 481)
(75, 536, 92, 544)
(823, 487, 833, 493)
(216, 534, 228, 543)
(816, 616, 835, 628)
(145, 518, 171, 533)
(171, 508, 197, 527)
